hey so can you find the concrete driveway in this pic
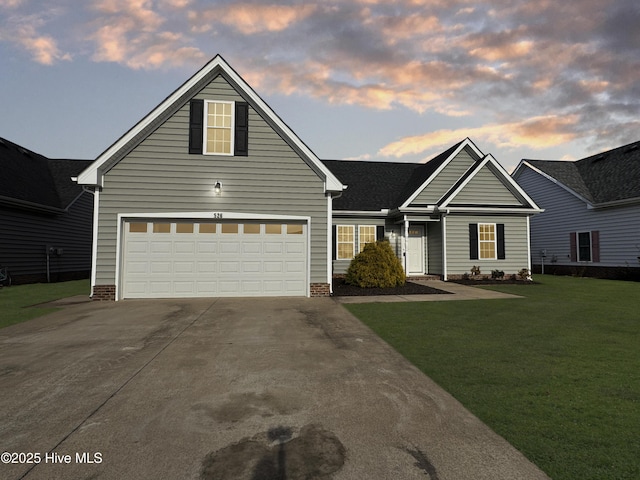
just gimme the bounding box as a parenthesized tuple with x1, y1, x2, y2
(0, 297, 549, 480)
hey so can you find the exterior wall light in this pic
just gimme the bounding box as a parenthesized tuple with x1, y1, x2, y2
(213, 181, 222, 195)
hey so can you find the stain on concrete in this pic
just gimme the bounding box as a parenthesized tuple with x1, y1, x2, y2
(207, 391, 302, 423)
(405, 446, 440, 480)
(299, 308, 349, 350)
(200, 424, 346, 480)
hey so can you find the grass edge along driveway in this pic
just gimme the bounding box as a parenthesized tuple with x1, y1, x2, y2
(0, 279, 90, 329)
(345, 275, 640, 480)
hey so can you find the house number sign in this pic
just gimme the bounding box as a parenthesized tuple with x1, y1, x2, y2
(211, 213, 223, 219)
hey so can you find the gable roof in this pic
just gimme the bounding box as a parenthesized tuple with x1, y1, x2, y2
(76, 55, 344, 192)
(514, 140, 640, 207)
(0, 137, 91, 212)
(324, 138, 541, 213)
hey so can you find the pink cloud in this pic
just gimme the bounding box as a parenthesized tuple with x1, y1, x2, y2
(192, 4, 317, 35)
(0, 14, 71, 65)
(379, 116, 580, 159)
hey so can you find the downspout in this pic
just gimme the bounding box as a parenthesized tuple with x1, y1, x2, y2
(82, 186, 98, 297)
(328, 189, 345, 295)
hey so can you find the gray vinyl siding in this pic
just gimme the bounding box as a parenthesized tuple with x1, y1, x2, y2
(410, 150, 476, 205)
(95, 74, 328, 287)
(451, 165, 523, 206)
(0, 192, 93, 282)
(516, 167, 640, 268)
(445, 215, 530, 275)
(331, 216, 386, 275)
(427, 221, 443, 274)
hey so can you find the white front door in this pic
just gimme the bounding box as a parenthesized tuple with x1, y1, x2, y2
(407, 225, 424, 275)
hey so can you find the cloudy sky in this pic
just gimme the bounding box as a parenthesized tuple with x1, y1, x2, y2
(1, 0, 638, 171)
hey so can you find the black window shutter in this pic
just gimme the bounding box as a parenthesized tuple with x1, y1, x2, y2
(234, 102, 249, 156)
(497, 223, 505, 259)
(570, 232, 577, 262)
(469, 224, 479, 260)
(591, 230, 600, 262)
(189, 99, 204, 154)
(376, 225, 385, 241)
(332, 225, 337, 260)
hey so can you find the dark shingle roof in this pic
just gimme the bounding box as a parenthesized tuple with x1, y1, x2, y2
(322, 160, 419, 211)
(323, 140, 466, 211)
(525, 140, 640, 205)
(0, 137, 92, 211)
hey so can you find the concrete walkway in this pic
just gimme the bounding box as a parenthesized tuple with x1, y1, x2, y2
(334, 280, 522, 303)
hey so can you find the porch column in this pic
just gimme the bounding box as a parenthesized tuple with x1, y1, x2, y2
(404, 216, 409, 275)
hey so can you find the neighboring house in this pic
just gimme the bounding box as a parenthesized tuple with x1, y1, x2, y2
(76, 55, 541, 301)
(0, 137, 93, 284)
(324, 138, 542, 280)
(512, 141, 640, 280)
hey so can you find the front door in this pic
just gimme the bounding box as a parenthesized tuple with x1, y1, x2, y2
(407, 225, 424, 275)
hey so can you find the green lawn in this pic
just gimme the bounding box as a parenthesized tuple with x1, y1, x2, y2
(346, 275, 640, 480)
(0, 279, 90, 329)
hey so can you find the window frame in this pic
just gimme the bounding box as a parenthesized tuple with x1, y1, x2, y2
(358, 225, 376, 253)
(337, 225, 355, 260)
(478, 223, 497, 260)
(577, 231, 592, 262)
(203, 100, 235, 156)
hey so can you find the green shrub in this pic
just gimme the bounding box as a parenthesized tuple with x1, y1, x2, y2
(345, 240, 406, 288)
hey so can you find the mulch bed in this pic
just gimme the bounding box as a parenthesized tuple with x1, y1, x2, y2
(332, 278, 450, 296)
(451, 278, 538, 285)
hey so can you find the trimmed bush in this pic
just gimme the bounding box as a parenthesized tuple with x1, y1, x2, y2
(345, 240, 406, 288)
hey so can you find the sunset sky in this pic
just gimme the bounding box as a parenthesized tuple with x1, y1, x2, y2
(1, 0, 638, 171)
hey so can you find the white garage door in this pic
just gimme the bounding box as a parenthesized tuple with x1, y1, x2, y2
(121, 220, 307, 298)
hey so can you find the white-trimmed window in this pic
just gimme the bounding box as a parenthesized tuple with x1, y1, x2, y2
(337, 225, 355, 260)
(358, 225, 376, 253)
(204, 100, 234, 155)
(478, 223, 496, 259)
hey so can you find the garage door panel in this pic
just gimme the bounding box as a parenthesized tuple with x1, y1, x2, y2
(127, 241, 148, 254)
(174, 261, 195, 274)
(263, 261, 283, 273)
(197, 262, 217, 273)
(124, 282, 147, 294)
(123, 220, 307, 298)
(150, 242, 172, 254)
(197, 242, 218, 254)
(126, 261, 148, 274)
(285, 261, 305, 273)
(285, 280, 306, 294)
(264, 242, 283, 254)
(263, 280, 284, 293)
(286, 243, 305, 254)
(241, 261, 261, 273)
(219, 281, 240, 294)
(242, 242, 262, 254)
(174, 242, 195, 254)
(197, 282, 217, 294)
(150, 281, 171, 294)
(220, 261, 240, 273)
(220, 242, 239, 254)
(174, 281, 195, 294)
(150, 261, 171, 274)
(241, 280, 262, 294)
